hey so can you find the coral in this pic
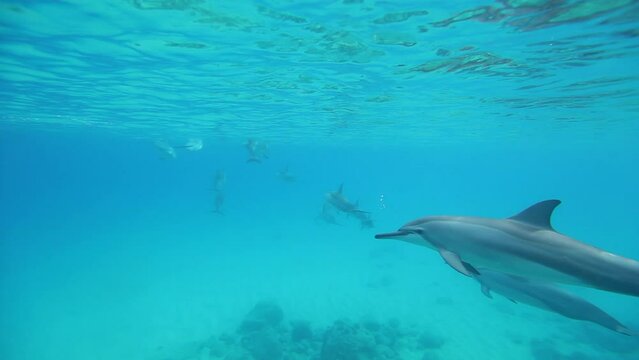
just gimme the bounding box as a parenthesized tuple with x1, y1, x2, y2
(236, 301, 287, 360)
(241, 328, 283, 360)
(320, 320, 401, 360)
(417, 330, 446, 350)
(238, 301, 284, 334)
(291, 320, 313, 343)
(159, 301, 445, 360)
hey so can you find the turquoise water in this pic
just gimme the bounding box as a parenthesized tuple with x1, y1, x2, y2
(1, 1, 639, 359)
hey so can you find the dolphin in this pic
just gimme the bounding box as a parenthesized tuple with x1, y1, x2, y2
(375, 200, 639, 297)
(153, 140, 177, 159)
(317, 203, 341, 226)
(245, 138, 269, 163)
(352, 209, 374, 229)
(326, 184, 368, 215)
(212, 191, 224, 215)
(472, 269, 635, 336)
(277, 165, 296, 182)
(214, 169, 226, 192)
(175, 138, 203, 151)
(211, 170, 226, 215)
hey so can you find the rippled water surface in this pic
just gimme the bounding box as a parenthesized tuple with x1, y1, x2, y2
(2, 1, 639, 142)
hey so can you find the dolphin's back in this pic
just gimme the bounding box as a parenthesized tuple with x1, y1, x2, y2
(457, 216, 639, 297)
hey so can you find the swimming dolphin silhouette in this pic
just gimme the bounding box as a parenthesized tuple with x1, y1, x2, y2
(212, 170, 226, 215)
(214, 170, 226, 192)
(212, 191, 224, 215)
(375, 200, 639, 297)
(317, 203, 341, 226)
(326, 184, 368, 215)
(153, 140, 177, 159)
(277, 165, 296, 182)
(472, 269, 635, 336)
(245, 139, 269, 163)
(174, 138, 203, 151)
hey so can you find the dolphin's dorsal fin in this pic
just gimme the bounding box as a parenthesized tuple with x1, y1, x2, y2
(508, 200, 561, 230)
(337, 184, 343, 194)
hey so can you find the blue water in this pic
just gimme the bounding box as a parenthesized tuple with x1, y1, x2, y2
(2, 1, 639, 360)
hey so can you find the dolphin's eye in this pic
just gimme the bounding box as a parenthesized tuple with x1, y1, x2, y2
(403, 227, 423, 235)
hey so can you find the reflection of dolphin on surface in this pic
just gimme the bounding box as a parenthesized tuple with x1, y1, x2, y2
(245, 138, 269, 163)
(154, 140, 177, 159)
(175, 138, 203, 151)
(376, 200, 639, 297)
(472, 269, 635, 336)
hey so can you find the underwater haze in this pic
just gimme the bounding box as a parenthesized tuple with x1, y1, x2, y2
(1, 1, 639, 360)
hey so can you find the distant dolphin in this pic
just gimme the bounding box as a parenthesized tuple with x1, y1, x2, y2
(472, 269, 635, 336)
(352, 209, 374, 229)
(245, 139, 269, 163)
(326, 184, 367, 215)
(175, 138, 203, 151)
(277, 165, 296, 182)
(317, 203, 341, 226)
(212, 169, 226, 215)
(214, 170, 226, 192)
(154, 140, 177, 159)
(375, 200, 639, 297)
(212, 191, 224, 215)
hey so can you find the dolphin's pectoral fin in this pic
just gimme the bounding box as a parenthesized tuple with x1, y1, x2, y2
(508, 199, 561, 230)
(438, 249, 479, 277)
(481, 284, 493, 299)
(461, 261, 480, 275)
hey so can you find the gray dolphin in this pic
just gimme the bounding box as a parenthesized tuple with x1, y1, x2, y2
(472, 269, 635, 336)
(277, 165, 296, 182)
(211, 169, 226, 215)
(214, 170, 226, 192)
(317, 203, 341, 226)
(174, 138, 203, 151)
(326, 184, 368, 215)
(375, 200, 639, 297)
(245, 138, 269, 163)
